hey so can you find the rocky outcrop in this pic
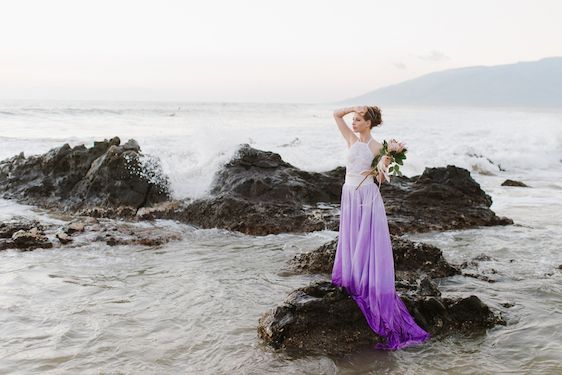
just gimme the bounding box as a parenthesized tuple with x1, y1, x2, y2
(0, 216, 182, 251)
(257, 236, 505, 355)
(501, 179, 529, 187)
(209, 144, 345, 204)
(0, 137, 171, 213)
(382, 166, 513, 235)
(287, 236, 460, 279)
(141, 144, 513, 235)
(1, 141, 513, 236)
(0, 219, 53, 250)
(258, 281, 505, 356)
(161, 196, 328, 236)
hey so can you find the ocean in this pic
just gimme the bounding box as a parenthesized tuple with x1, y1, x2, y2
(0, 100, 561, 374)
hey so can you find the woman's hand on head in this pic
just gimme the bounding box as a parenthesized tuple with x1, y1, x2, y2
(354, 106, 368, 115)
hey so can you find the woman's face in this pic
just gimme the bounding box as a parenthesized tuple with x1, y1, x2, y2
(352, 113, 370, 132)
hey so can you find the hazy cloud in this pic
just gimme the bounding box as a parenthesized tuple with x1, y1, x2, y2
(418, 50, 450, 62)
(393, 62, 407, 70)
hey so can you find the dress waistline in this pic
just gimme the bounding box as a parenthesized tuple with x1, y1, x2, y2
(344, 173, 375, 187)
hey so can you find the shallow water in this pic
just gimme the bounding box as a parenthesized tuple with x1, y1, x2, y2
(1, 102, 561, 373)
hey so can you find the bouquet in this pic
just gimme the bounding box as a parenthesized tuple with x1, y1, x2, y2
(356, 139, 408, 190)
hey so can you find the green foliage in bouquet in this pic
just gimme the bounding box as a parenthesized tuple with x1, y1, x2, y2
(371, 139, 408, 177)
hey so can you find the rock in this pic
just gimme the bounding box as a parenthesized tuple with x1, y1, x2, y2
(391, 236, 460, 278)
(92, 222, 183, 247)
(258, 281, 505, 356)
(386, 165, 513, 235)
(147, 196, 329, 235)
(461, 272, 496, 283)
(0, 218, 44, 238)
(0, 137, 171, 213)
(288, 236, 460, 279)
(500, 302, 515, 308)
(76, 205, 138, 219)
(65, 221, 85, 234)
(161, 145, 512, 236)
(288, 239, 337, 275)
(11, 227, 53, 250)
(402, 294, 505, 335)
(135, 200, 187, 220)
(209, 144, 345, 205)
(2, 141, 512, 236)
(56, 231, 73, 244)
(122, 139, 140, 152)
(460, 253, 495, 269)
(1, 216, 182, 251)
(257, 281, 383, 355)
(418, 276, 442, 297)
(501, 179, 529, 187)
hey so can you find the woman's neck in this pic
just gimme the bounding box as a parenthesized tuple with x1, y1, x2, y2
(358, 131, 371, 142)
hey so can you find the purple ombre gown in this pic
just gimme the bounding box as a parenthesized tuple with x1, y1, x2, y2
(331, 137, 431, 350)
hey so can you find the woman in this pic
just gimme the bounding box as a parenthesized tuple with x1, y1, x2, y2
(330, 105, 431, 350)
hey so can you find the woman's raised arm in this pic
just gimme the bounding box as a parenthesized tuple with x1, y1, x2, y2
(333, 106, 364, 147)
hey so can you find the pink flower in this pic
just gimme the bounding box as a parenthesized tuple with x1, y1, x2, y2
(388, 139, 406, 153)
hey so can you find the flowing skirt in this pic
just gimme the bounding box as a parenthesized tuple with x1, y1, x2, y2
(331, 178, 431, 350)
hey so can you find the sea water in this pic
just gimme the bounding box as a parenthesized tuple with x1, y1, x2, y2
(0, 100, 561, 374)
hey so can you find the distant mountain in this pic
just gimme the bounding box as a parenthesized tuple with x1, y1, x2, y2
(343, 57, 562, 107)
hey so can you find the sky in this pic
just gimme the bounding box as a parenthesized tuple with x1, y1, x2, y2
(1, 0, 561, 103)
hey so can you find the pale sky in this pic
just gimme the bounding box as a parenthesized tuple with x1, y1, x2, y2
(1, 0, 561, 103)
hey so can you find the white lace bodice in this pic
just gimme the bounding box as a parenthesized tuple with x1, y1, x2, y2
(345, 138, 375, 186)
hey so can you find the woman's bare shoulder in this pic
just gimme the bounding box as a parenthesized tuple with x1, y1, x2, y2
(369, 138, 383, 155)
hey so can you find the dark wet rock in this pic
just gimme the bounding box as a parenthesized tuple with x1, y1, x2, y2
(257, 282, 383, 355)
(288, 239, 337, 275)
(500, 302, 515, 308)
(55, 231, 73, 244)
(76, 205, 138, 219)
(394, 273, 442, 297)
(167, 196, 328, 235)
(402, 293, 505, 335)
(210, 144, 345, 205)
(95, 222, 183, 247)
(159, 145, 512, 235)
(2, 141, 512, 236)
(11, 227, 53, 250)
(459, 253, 500, 282)
(558, 264, 562, 270)
(460, 253, 495, 269)
(0, 137, 171, 213)
(151, 144, 345, 235)
(461, 272, 497, 283)
(418, 276, 442, 297)
(138, 196, 327, 235)
(65, 221, 85, 234)
(1, 216, 182, 251)
(384, 165, 514, 235)
(269, 236, 506, 354)
(391, 236, 460, 278)
(501, 179, 529, 187)
(0, 218, 44, 238)
(258, 281, 505, 356)
(288, 235, 460, 279)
